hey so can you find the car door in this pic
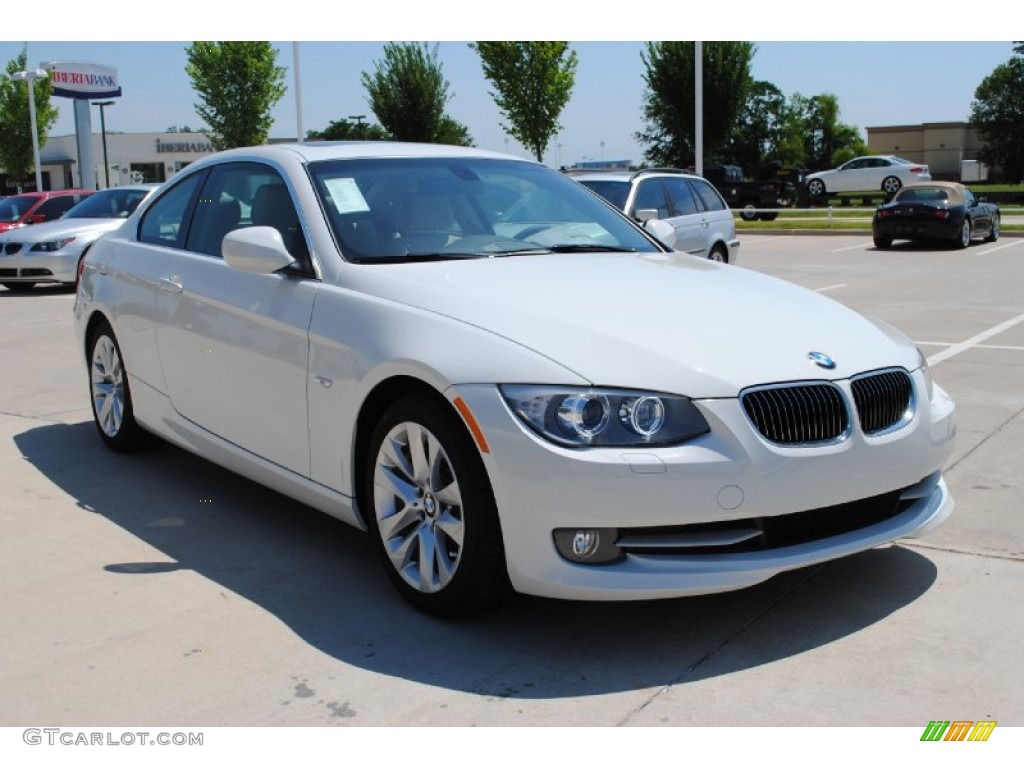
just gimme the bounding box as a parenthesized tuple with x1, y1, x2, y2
(153, 161, 318, 476)
(833, 158, 867, 192)
(687, 178, 734, 256)
(634, 178, 703, 254)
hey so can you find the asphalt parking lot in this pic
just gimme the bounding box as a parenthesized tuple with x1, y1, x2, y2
(1, 234, 1021, 730)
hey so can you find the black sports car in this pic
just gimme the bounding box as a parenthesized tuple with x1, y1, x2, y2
(872, 181, 1000, 249)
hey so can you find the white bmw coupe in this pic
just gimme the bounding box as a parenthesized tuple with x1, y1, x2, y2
(74, 142, 956, 615)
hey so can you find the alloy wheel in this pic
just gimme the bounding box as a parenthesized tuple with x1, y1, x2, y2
(91, 334, 125, 437)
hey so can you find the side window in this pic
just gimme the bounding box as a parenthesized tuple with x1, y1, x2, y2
(964, 190, 975, 206)
(35, 196, 78, 220)
(139, 173, 205, 248)
(690, 179, 727, 212)
(663, 178, 699, 216)
(632, 180, 670, 220)
(186, 162, 310, 264)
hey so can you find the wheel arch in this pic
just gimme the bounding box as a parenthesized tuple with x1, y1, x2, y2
(351, 375, 477, 529)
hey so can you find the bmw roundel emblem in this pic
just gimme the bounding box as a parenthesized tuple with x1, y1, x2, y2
(807, 351, 836, 369)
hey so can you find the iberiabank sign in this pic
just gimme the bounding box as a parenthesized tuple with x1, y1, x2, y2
(44, 61, 121, 100)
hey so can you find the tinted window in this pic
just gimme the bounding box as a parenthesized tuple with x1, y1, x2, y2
(139, 172, 205, 248)
(67, 188, 152, 219)
(35, 195, 80, 220)
(690, 179, 727, 212)
(576, 180, 630, 211)
(663, 178, 699, 216)
(0, 195, 37, 222)
(633, 180, 670, 219)
(186, 162, 309, 263)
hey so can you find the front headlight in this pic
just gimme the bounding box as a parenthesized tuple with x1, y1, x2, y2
(500, 385, 710, 448)
(31, 236, 76, 252)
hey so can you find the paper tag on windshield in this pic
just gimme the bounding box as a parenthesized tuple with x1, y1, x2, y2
(324, 178, 370, 214)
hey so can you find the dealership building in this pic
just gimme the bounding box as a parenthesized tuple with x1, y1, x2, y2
(33, 131, 218, 190)
(865, 122, 989, 181)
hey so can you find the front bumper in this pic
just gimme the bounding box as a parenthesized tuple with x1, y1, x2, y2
(452, 372, 956, 601)
(0, 247, 80, 284)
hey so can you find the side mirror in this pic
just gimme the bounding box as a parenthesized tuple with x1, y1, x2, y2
(635, 209, 659, 223)
(644, 218, 677, 249)
(222, 226, 296, 274)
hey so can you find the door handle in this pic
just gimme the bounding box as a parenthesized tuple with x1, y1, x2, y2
(158, 276, 183, 294)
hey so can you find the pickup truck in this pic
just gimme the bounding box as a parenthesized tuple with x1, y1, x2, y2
(703, 164, 803, 221)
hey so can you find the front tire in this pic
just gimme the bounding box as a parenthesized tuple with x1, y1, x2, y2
(985, 214, 1000, 243)
(807, 179, 826, 198)
(88, 320, 148, 452)
(2, 282, 35, 292)
(365, 393, 509, 616)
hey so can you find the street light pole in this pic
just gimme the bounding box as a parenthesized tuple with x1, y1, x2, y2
(92, 100, 114, 188)
(13, 68, 49, 192)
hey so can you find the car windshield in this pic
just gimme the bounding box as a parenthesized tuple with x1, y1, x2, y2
(66, 188, 152, 219)
(308, 157, 660, 263)
(575, 179, 631, 211)
(0, 195, 36, 223)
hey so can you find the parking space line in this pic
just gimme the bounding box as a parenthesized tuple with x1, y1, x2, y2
(829, 242, 872, 253)
(918, 341, 1024, 352)
(926, 313, 1024, 365)
(813, 283, 847, 293)
(976, 240, 1024, 256)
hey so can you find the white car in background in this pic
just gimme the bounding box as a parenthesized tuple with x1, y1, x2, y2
(573, 169, 740, 263)
(0, 184, 159, 291)
(74, 142, 955, 615)
(805, 156, 931, 198)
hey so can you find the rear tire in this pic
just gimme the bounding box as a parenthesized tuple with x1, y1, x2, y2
(955, 219, 971, 249)
(873, 235, 892, 249)
(708, 244, 728, 263)
(88, 320, 149, 452)
(882, 176, 902, 195)
(739, 204, 759, 222)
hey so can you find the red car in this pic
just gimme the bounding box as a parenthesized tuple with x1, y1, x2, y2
(0, 189, 94, 234)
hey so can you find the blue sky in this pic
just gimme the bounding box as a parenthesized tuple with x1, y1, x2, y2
(4, 7, 1015, 168)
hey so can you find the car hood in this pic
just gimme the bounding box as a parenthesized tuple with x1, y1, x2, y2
(343, 251, 920, 398)
(2, 218, 125, 242)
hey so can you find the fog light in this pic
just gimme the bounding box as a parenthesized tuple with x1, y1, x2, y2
(553, 527, 623, 565)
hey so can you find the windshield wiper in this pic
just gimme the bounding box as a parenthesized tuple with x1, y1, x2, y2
(545, 244, 637, 253)
(353, 252, 489, 264)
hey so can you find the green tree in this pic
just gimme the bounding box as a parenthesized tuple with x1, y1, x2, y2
(723, 80, 788, 173)
(970, 56, 1024, 182)
(785, 93, 868, 169)
(472, 42, 577, 162)
(637, 41, 754, 167)
(306, 118, 391, 141)
(361, 42, 471, 146)
(0, 48, 59, 188)
(184, 41, 286, 151)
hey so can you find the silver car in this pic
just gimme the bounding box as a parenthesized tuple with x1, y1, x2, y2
(0, 184, 159, 291)
(805, 156, 931, 198)
(574, 169, 740, 263)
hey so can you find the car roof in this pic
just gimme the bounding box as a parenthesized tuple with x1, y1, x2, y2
(8, 189, 93, 200)
(570, 168, 702, 183)
(896, 181, 968, 204)
(207, 141, 518, 164)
